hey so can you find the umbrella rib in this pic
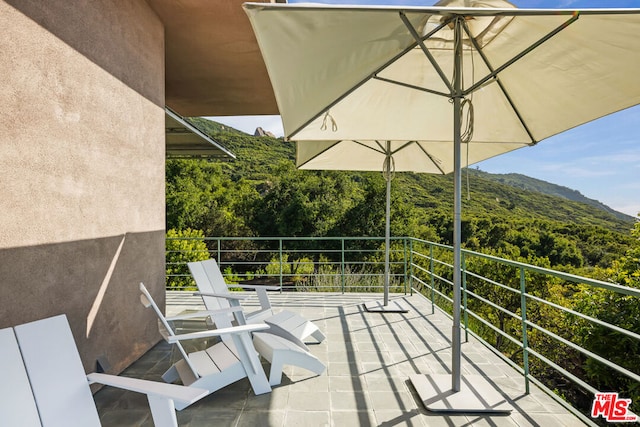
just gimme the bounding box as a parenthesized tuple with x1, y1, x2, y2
(288, 13, 454, 139)
(464, 12, 580, 95)
(391, 141, 417, 155)
(296, 140, 343, 168)
(373, 76, 451, 98)
(288, 9, 578, 141)
(374, 140, 387, 153)
(461, 21, 536, 144)
(355, 140, 386, 155)
(416, 144, 447, 175)
(399, 11, 454, 93)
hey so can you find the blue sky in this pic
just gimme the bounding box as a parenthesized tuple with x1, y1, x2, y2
(208, 0, 640, 217)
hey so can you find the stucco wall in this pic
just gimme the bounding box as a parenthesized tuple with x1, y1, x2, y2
(0, 0, 166, 375)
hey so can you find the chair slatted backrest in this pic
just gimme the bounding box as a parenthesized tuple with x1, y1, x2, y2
(189, 260, 253, 346)
(188, 260, 229, 311)
(201, 259, 231, 296)
(199, 259, 272, 319)
(139, 283, 200, 380)
(14, 315, 102, 427)
(0, 327, 42, 427)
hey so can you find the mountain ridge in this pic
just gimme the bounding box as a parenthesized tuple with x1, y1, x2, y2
(472, 170, 634, 222)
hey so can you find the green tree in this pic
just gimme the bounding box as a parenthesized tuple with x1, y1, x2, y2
(571, 217, 640, 412)
(250, 162, 360, 237)
(166, 159, 257, 237)
(463, 249, 551, 357)
(330, 173, 385, 238)
(165, 228, 210, 290)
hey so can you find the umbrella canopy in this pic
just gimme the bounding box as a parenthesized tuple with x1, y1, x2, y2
(244, 0, 640, 410)
(299, 139, 427, 311)
(297, 138, 524, 174)
(246, 0, 640, 148)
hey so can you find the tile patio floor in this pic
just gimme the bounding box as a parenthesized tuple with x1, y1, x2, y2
(94, 291, 586, 426)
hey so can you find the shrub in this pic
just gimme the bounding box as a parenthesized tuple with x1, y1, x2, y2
(165, 228, 210, 290)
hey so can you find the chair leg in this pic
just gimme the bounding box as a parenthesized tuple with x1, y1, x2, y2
(311, 329, 326, 343)
(162, 365, 179, 384)
(269, 358, 285, 386)
(267, 348, 325, 386)
(231, 333, 272, 395)
(147, 395, 179, 427)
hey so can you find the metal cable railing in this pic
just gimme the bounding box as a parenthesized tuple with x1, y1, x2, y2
(166, 235, 640, 425)
(408, 237, 640, 426)
(166, 236, 411, 293)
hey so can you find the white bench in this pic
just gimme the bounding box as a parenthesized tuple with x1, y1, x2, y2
(0, 314, 206, 427)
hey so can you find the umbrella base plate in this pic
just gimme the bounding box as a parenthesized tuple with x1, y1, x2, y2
(410, 374, 512, 413)
(364, 299, 408, 313)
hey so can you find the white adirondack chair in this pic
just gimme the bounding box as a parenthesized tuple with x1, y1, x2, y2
(188, 259, 326, 349)
(0, 314, 206, 427)
(139, 283, 272, 410)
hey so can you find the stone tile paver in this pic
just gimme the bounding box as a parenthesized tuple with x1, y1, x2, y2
(94, 292, 587, 426)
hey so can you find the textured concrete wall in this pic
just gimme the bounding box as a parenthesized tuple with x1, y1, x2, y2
(0, 0, 166, 375)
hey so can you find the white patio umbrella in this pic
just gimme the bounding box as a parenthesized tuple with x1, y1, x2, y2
(298, 139, 447, 313)
(244, 0, 640, 412)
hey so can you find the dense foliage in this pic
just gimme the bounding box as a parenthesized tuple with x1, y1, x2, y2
(165, 228, 210, 289)
(167, 118, 635, 272)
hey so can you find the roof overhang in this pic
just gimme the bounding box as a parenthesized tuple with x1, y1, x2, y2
(165, 107, 236, 159)
(146, 0, 279, 117)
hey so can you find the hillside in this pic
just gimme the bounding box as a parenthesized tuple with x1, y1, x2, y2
(189, 117, 633, 233)
(394, 171, 634, 234)
(170, 118, 635, 269)
(475, 171, 635, 222)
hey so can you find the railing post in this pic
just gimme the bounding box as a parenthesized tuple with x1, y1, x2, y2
(462, 251, 468, 342)
(403, 238, 408, 295)
(341, 238, 345, 294)
(429, 243, 435, 314)
(279, 239, 283, 290)
(409, 238, 414, 296)
(520, 266, 530, 394)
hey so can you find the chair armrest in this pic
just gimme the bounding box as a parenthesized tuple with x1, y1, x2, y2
(233, 286, 274, 311)
(87, 373, 207, 406)
(232, 284, 281, 291)
(165, 306, 243, 322)
(166, 323, 270, 343)
(193, 292, 249, 301)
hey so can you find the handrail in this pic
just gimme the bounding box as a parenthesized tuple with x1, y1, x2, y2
(407, 238, 639, 425)
(166, 236, 411, 293)
(166, 234, 639, 424)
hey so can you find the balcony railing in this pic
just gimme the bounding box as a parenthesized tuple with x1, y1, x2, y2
(166, 235, 640, 425)
(166, 236, 412, 293)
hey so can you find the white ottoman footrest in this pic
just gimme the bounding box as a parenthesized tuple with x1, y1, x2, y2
(253, 332, 326, 386)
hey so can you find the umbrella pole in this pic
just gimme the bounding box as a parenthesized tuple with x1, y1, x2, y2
(364, 144, 407, 313)
(384, 158, 391, 306)
(383, 145, 392, 306)
(410, 17, 511, 414)
(451, 16, 463, 394)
